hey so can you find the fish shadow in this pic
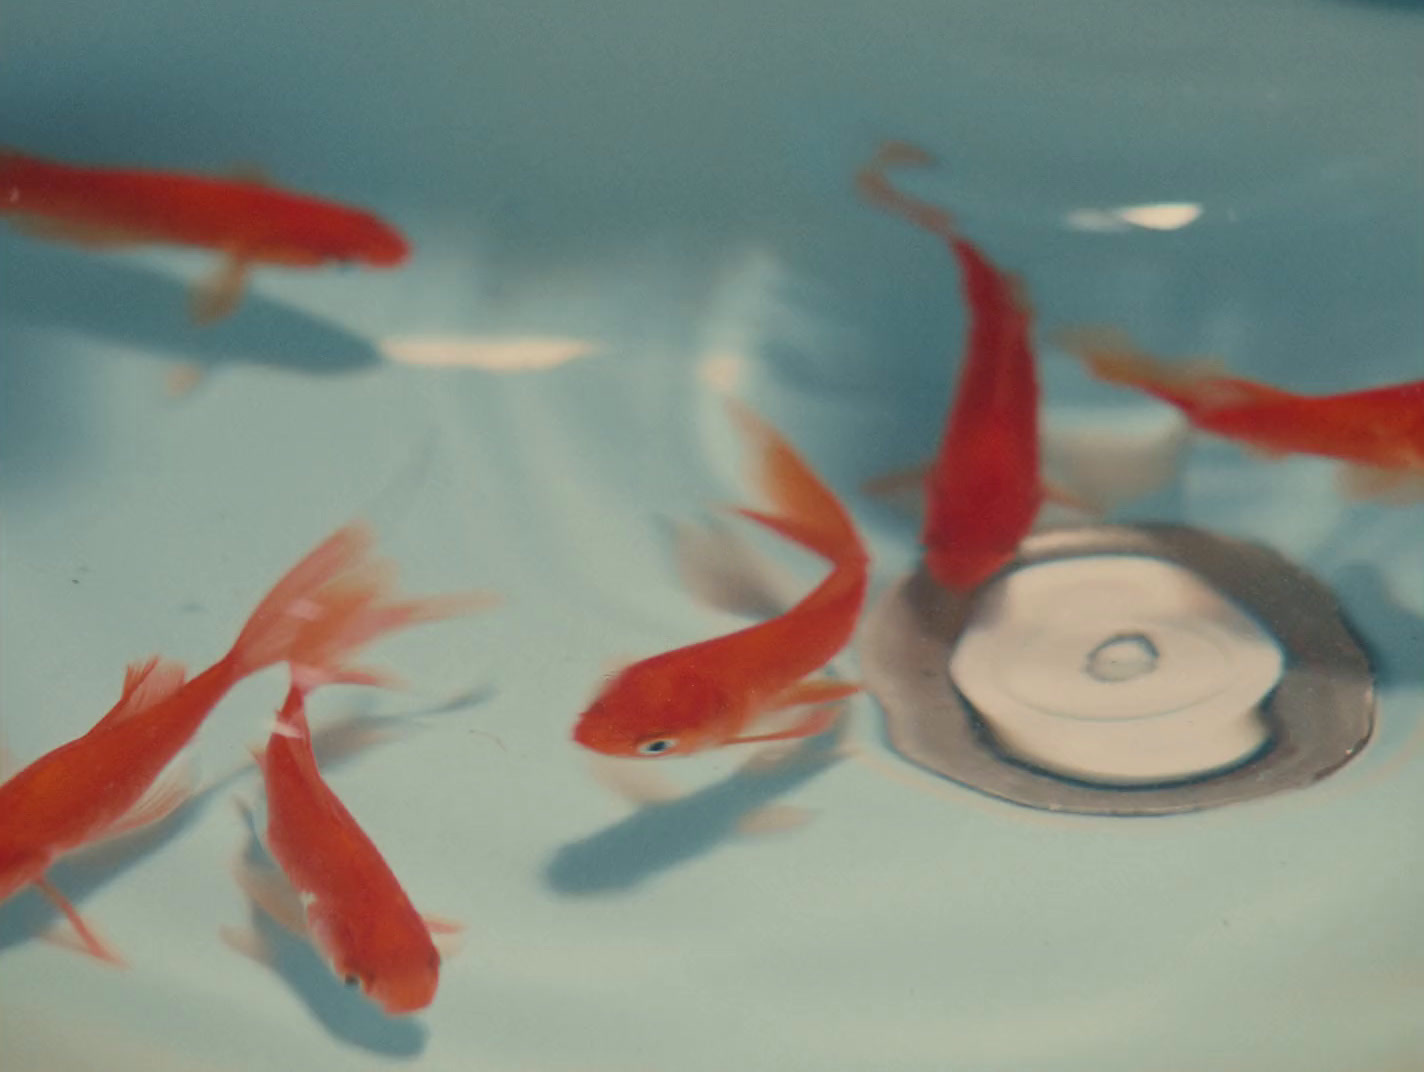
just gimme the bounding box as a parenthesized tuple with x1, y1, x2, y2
(544, 724, 847, 897)
(224, 820, 428, 1058)
(1330, 561, 1424, 689)
(0, 244, 381, 378)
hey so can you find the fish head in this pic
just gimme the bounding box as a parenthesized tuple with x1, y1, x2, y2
(573, 660, 736, 758)
(348, 215, 411, 268)
(317, 911, 441, 1016)
(362, 949, 441, 1017)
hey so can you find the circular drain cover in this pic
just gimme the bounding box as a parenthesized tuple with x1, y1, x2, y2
(859, 524, 1375, 815)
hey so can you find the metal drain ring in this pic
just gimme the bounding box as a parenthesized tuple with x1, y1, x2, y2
(859, 524, 1375, 816)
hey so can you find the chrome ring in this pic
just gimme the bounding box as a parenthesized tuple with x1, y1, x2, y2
(859, 524, 1376, 816)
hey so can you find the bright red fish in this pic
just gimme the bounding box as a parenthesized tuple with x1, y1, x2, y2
(1057, 327, 1424, 501)
(0, 149, 409, 322)
(232, 681, 459, 1016)
(573, 398, 869, 758)
(0, 525, 475, 965)
(857, 142, 1044, 591)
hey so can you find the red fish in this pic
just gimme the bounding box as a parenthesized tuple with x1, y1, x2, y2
(230, 681, 460, 1016)
(0, 525, 476, 965)
(1056, 327, 1424, 501)
(573, 398, 869, 758)
(0, 149, 409, 322)
(856, 142, 1044, 591)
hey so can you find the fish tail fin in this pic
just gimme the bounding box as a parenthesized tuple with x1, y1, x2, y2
(227, 523, 497, 686)
(854, 140, 959, 242)
(724, 398, 867, 572)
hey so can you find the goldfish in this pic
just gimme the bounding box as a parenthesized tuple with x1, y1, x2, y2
(0, 524, 478, 965)
(856, 142, 1045, 591)
(226, 681, 462, 1016)
(1055, 327, 1424, 501)
(573, 398, 869, 758)
(0, 149, 408, 323)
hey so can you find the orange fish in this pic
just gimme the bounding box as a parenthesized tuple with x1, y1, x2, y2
(0, 524, 474, 965)
(1056, 327, 1424, 501)
(0, 149, 409, 322)
(857, 142, 1045, 591)
(573, 398, 869, 758)
(229, 681, 461, 1016)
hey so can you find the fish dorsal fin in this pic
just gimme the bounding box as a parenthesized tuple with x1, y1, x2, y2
(228, 164, 272, 186)
(95, 656, 189, 730)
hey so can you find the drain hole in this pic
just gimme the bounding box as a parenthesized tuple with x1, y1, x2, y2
(1084, 632, 1160, 683)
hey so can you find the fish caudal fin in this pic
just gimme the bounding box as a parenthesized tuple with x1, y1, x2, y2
(854, 141, 958, 241)
(228, 523, 497, 687)
(723, 398, 867, 571)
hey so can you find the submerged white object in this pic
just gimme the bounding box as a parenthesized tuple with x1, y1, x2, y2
(949, 555, 1284, 784)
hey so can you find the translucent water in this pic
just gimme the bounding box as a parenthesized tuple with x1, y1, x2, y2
(2, 1, 1422, 1070)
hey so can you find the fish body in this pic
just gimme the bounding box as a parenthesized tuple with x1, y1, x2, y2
(1060, 330, 1424, 477)
(0, 150, 408, 321)
(0, 151, 408, 267)
(0, 524, 477, 963)
(254, 684, 442, 1016)
(573, 399, 868, 758)
(857, 143, 1044, 591)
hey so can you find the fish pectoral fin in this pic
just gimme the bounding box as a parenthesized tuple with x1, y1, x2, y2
(165, 363, 208, 399)
(767, 678, 862, 710)
(219, 922, 276, 968)
(231, 856, 310, 938)
(736, 804, 816, 836)
(731, 701, 847, 746)
(191, 254, 252, 324)
(94, 759, 199, 843)
(95, 656, 189, 731)
(586, 754, 687, 807)
(421, 914, 463, 935)
(425, 920, 465, 960)
(34, 876, 126, 967)
(7, 212, 149, 249)
(1336, 463, 1424, 503)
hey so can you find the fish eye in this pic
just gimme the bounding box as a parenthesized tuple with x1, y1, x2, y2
(343, 974, 361, 988)
(637, 737, 676, 756)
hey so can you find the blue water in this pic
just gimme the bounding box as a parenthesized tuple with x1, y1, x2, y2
(2, 2, 1422, 1070)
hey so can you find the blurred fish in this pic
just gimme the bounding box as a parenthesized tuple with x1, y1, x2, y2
(573, 398, 868, 758)
(0, 524, 485, 965)
(856, 142, 1051, 591)
(225, 682, 463, 1017)
(0, 149, 408, 323)
(1056, 326, 1424, 502)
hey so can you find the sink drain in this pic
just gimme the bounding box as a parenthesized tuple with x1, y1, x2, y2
(859, 524, 1375, 815)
